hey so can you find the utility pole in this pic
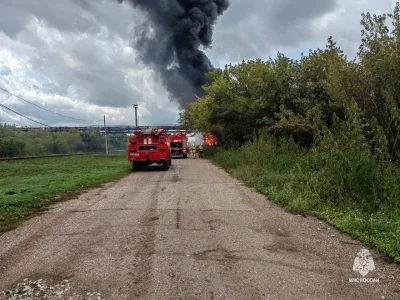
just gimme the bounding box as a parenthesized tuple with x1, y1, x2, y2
(104, 115, 108, 154)
(133, 104, 138, 129)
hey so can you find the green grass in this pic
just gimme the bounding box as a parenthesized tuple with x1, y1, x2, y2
(0, 154, 131, 232)
(206, 143, 400, 262)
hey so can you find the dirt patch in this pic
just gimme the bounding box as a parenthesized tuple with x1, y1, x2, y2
(193, 248, 239, 261)
(263, 238, 299, 253)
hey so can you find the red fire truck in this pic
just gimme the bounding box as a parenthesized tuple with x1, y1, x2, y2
(127, 128, 172, 171)
(169, 132, 189, 158)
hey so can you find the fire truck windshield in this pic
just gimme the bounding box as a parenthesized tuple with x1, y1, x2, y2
(170, 142, 182, 148)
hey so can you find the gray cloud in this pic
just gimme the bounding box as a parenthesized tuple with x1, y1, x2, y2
(0, 0, 135, 39)
(269, 0, 337, 24)
(0, 0, 144, 111)
(0, 1, 93, 38)
(0, 66, 11, 76)
(0, 0, 397, 127)
(206, 0, 338, 62)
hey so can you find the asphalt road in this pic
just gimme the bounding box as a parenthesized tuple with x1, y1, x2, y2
(0, 158, 399, 299)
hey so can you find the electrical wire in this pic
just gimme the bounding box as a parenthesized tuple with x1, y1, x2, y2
(0, 86, 102, 124)
(0, 103, 49, 127)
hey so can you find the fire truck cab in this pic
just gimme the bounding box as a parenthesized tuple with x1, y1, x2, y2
(169, 132, 189, 158)
(127, 128, 172, 171)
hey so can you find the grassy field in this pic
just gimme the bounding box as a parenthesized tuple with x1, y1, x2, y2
(0, 154, 131, 232)
(205, 144, 400, 262)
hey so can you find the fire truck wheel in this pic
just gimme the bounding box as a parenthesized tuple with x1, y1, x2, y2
(132, 162, 142, 171)
(162, 161, 170, 171)
(183, 154, 188, 159)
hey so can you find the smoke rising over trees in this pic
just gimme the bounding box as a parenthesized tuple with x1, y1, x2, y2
(116, 0, 230, 108)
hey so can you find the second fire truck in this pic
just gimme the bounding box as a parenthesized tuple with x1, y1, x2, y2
(169, 132, 189, 158)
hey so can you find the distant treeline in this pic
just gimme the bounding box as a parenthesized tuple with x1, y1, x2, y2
(0, 125, 128, 157)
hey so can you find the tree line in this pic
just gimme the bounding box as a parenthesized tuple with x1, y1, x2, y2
(180, 4, 400, 220)
(182, 4, 400, 161)
(0, 125, 128, 157)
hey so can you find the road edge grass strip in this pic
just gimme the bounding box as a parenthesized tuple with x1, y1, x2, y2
(0, 172, 129, 233)
(0, 154, 131, 233)
(205, 147, 400, 263)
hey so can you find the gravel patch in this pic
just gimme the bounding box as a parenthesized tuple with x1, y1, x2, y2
(0, 279, 105, 300)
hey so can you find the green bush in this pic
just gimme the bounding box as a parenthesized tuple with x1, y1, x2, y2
(210, 137, 400, 261)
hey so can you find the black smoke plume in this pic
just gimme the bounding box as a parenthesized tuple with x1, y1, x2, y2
(116, 0, 230, 108)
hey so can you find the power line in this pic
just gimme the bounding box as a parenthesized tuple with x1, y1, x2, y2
(0, 103, 49, 127)
(0, 86, 102, 124)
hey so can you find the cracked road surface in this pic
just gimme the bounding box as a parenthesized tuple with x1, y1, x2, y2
(0, 158, 399, 299)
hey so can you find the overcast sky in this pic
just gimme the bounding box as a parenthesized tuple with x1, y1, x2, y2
(0, 0, 397, 127)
